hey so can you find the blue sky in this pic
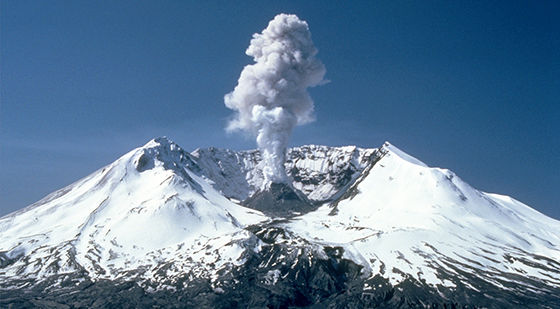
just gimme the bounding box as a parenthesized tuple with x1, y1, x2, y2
(1, 1, 558, 218)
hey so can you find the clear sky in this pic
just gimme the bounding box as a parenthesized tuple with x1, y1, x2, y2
(1, 1, 558, 219)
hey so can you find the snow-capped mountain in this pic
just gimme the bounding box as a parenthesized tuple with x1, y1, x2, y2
(1, 138, 267, 276)
(1, 137, 559, 308)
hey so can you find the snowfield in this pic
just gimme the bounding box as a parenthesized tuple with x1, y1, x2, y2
(286, 142, 560, 288)
(1, 137, 559, 307)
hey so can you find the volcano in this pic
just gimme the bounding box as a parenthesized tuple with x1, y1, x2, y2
(1, 137, 559, 308)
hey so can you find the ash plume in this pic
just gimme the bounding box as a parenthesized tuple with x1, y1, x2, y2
(225, 14, 326, 186)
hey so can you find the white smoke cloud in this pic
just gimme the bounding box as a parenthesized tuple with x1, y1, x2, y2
(225, 14, 326, 186)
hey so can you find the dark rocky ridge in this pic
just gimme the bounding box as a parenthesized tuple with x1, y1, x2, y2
(242, 182, 317, 217)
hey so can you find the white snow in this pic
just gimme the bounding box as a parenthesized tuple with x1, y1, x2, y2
(382, 141, 428, 167)
(286, 142, 560, 287)
(1, 137, 559, 292)
(0, 137, 267, 281)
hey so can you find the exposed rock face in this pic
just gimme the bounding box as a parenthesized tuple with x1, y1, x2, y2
(242, 182, 315, 217)
(1, 138, 560, 308)
(191, 144, 376, 204)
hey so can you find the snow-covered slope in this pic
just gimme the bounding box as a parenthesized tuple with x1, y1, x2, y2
(287, 142, 560, 293)
(0, 137, 266, 283)
(1, 138, 559, 307)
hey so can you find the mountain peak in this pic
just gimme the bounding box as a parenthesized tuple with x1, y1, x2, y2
(141, 136, 180, 152)
(2, 139, 560, 307)
(134, 136, 197, 174)
(381, 141, 428, 167)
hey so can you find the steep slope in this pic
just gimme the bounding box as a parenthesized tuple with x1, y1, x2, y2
(192, 144, 375, 204)
(0, 137, 266, 285)
(1, 138, 559, 308)
(243, 182, 314, 217)
(286, 142, 560, 305)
